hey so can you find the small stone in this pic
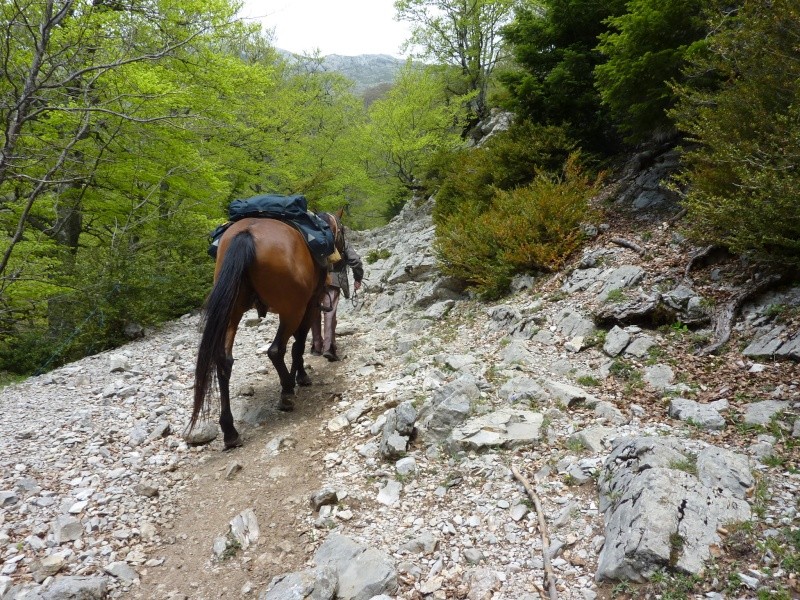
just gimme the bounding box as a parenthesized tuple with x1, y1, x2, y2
(183, 421, 218, 445)
(52, 515, 83, 544)
(310, 487, 338, 511)
(229, 509, 259, 549)
(420, 576, 443, 594)
(212, 536, 228, 557)
(395, 456, 417, 476)
(0, 491, 18, 507)
(30, 552, 67, 583)
(464, 548, 484, 565)
(134, 482, 159, 498)
(327, 414, 350, 432)
(104, 561, 139, 585)
(377, 480, 402, 506)
(225, 462, 243, 479)
(510, 504, 528, 522)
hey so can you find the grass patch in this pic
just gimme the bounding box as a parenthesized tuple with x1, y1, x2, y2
(0, 372, 26, 389)
(576, 375, 601, 387)
(584, 329, 607, 348)
(668, 454, 698, 476)
(565, 437, 586, 453)
(609, 358, 644, 392)
(365, 248, 391, 264)
(218, 534, 242, 561)
(605, 288, 626, 303)
(645, 569, 700, 599)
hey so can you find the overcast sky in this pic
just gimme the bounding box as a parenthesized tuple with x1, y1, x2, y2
(238, 0, 413, 57)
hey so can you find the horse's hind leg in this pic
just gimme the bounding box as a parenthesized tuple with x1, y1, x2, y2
(267, 322, 296, 411)
(292, 304, 317, 387)
(217, 355, 240, 449)
(218, 300, 249, 449)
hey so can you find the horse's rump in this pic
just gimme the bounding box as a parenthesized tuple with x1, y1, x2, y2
(216, 218, 321, 316)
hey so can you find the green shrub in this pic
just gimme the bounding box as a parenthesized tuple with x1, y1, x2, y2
(365, 248, 391, 264)
(435, 154, 600, 298)
(670, 0, 800, 269)
(429, 120, 577, 224)
(0, 213, 212, 376)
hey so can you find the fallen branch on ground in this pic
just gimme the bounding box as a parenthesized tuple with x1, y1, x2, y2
(684, 245, 731, 278)
(697, 273, 783, 355)
(511, 465, 558, 600)
(665, 207, 687, 226)
(610, 237, 645, 255)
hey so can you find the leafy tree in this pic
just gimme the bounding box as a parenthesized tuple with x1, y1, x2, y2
(394, 0, 518, 122)
(499, 0, 627, 153)
(0, 1, 243, 366)
(0, 2, 389, 374)
(368, 64, 470, 197)
(594, 0, 709, 143)
(670, 0, 800, 268)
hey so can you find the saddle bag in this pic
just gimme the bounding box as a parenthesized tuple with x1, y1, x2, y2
(207, 193, 335, 265)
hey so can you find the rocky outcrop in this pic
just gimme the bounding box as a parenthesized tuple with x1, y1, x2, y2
(596, 437, 752, 582)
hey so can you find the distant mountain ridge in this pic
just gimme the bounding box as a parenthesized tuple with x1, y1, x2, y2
(322, 54, 406, 93)
(279, 50, 406, 95)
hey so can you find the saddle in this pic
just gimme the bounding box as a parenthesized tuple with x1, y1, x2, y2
(207, 194, 337, 267)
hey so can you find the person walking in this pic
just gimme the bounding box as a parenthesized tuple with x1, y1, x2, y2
(311, 217, 363, 362)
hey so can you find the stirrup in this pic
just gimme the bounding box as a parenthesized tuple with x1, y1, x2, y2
(319, 303, 333, 313)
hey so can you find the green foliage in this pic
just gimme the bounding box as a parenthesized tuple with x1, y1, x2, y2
(584, 329, 607, 348)
(435, 155, 600, 298)
(670, 0, 800, 269)
(609, 358, 644, 393)
(668, 455, 698, 476)
(499, 0, 627, 153)
(646, 569, 700, 599)
(365, 249, 392, 264)
(395, 0, 517, 122)
(595, 0, 709, 142)
(430, 120, 577, 223)
(611, 580, 635, 598)
(0, 2, 397, 375)
(367, 64, 469, 195)
(576, 375, 600, 387)
(671, 321, 690, 335)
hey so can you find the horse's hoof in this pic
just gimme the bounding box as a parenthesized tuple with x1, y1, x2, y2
(278, 396, 295, 411)
(297, 374, 312, 387)
(224, 435, 242, 450)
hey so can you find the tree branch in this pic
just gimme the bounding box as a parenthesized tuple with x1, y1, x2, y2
(511, 465, 558, 600)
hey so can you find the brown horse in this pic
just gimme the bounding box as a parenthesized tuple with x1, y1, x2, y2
(190, 215, 342, 449)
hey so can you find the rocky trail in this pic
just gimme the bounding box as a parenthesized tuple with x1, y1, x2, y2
(1, 149, 799, 600)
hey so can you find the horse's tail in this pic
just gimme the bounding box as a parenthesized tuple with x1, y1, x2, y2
(190, 230, 256, 430)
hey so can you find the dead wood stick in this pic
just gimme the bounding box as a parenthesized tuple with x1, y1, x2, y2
(666, 207, 687, 226)
(610, 237, 645, 255)
(684, 244, 728, 278)
(697, 273, 783, 355)
(532, 581, 548, 600)
(512, 465, 558, 600)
